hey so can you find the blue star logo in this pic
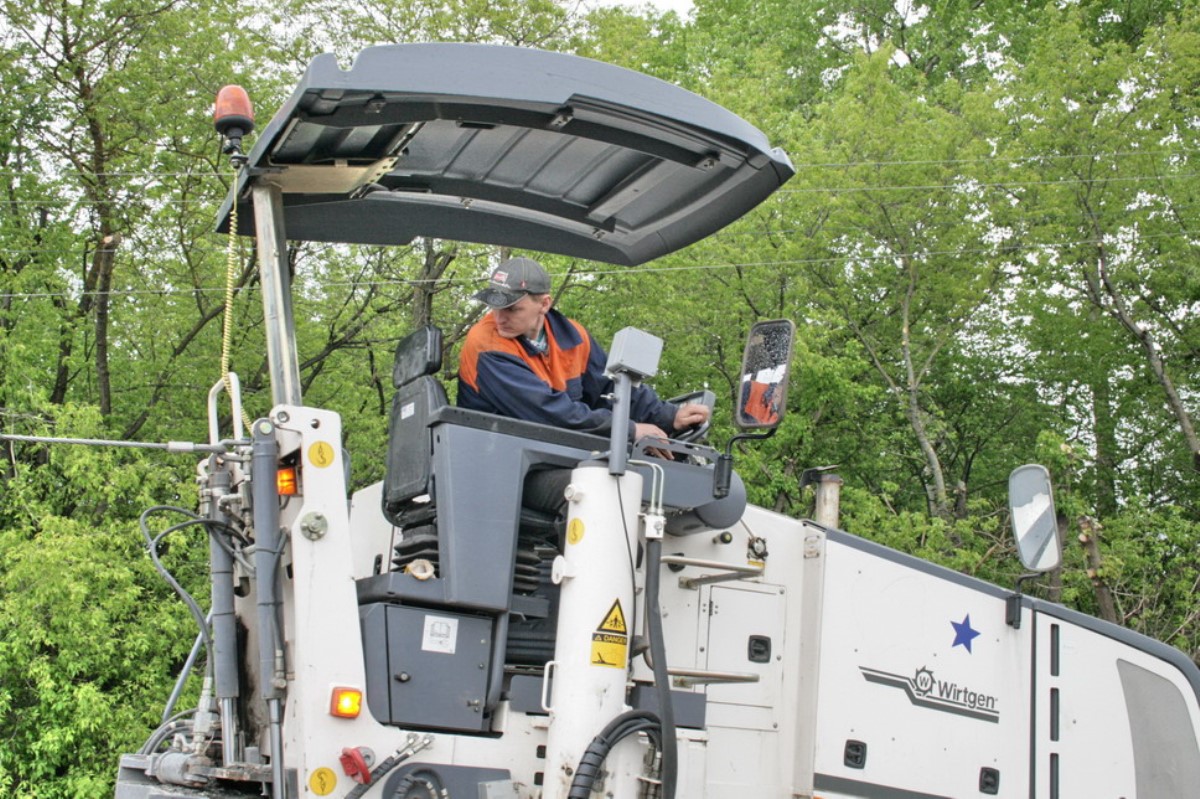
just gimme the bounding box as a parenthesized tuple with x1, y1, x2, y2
(951, 614, 980, 653)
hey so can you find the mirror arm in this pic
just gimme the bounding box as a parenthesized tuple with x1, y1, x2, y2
(714, 428, 776, 498)
(1005, 572, 1042, 629)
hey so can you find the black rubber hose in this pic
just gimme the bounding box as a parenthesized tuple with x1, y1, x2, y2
(644, 538, 677, 798)
(567, 710, 662, 799)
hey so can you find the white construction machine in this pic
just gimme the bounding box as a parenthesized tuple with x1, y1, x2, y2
(109, 44, 1200, 799)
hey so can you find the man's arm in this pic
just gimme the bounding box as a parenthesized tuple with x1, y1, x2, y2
(579, 332, 711, 442)
(470, 350, 625, 436)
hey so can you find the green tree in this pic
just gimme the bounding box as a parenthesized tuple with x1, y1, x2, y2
(1005, 8, 1200, 505)
(794, 51, 1010, 518)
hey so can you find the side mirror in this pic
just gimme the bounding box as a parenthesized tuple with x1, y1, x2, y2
(1008, 464, 1061, 573)
(736, 319, 796, 430)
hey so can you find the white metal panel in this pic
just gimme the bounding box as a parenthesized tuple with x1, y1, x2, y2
(1030, 610, 1200, 798)
(347, 480, 395, 580)
(703, 582, 788, 794)
(271, 406, 379, 797)
(705, 583, 788, 720)
(1033, 610, 1132, 797)
(813, 537, 1033, 799)
(634, 502, 816, 799)
(543, 466, 644, 799)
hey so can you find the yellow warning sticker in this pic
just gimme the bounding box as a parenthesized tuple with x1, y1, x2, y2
(598, 599, 627, 634)
(591, 632, 628, 668)
(567, 518, 585, 545)
(309, 767, 337, 795)
(308, 441, 335, 468)
(590, 599, 629, 668)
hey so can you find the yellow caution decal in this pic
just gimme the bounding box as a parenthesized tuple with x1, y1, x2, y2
(308, 441, 335, 468)
(309, 767, 337, 795)
(567, 518, 585, 545)
(590, 599, 628, 668)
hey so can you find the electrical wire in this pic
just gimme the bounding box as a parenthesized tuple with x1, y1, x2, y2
(5, 199, 1200, 259)
(162, 613, 210, 724)
(221, 164, 254, 433)
(0, 146, 1195, 179)
(615, 476, 640, 647)
(138, 505, 248, 654)
(775, 171, 1200, 194)
(2, 231, 1194, 302)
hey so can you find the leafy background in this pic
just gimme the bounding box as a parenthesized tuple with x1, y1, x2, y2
(2, 0, 1198, 793)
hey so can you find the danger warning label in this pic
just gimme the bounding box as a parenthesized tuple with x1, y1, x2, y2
(598, 599, 627, 634)
(591, 599, 628, 669)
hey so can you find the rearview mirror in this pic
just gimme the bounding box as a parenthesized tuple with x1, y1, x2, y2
(736, 319, 796, 430)
(1008, 464, 1061, 573)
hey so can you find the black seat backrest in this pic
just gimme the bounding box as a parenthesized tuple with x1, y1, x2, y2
(382, 326, 447, 525)
(392, 325, 442, 388)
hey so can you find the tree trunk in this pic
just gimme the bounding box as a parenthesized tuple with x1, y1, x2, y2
(1091, 349, 1118, 518)
(1046, 513, 1068, 604)
(93, 232, 121, 416)
(1077, 517, 1118, 623)
(1087, 246, 1200, 472)
(900, 259, 949, 517)
(412, 240, 457, 329)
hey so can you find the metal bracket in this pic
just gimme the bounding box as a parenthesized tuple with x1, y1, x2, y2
(660, 555, 764, 589)
(669, 666, 760, 688)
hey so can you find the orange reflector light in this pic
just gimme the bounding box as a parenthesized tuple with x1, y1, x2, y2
(330, 687, 363, 719)
(277, 466, 298, 496)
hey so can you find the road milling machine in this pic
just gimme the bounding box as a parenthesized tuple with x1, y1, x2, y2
(110, 43, 1200, 799)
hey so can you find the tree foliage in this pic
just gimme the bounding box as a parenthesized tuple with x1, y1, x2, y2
(1, 1, 1198, 793)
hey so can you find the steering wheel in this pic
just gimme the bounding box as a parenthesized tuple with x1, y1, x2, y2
(666, 389, 716, 444)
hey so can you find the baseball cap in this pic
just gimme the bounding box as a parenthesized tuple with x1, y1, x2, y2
(473, 257, 552, 308)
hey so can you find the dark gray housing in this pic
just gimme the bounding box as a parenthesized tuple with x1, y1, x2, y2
(216, 43, 794, 264)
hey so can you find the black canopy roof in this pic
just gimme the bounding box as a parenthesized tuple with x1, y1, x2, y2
(216, 43, 793, 266)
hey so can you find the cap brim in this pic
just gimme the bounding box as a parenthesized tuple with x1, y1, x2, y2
(474, 287, 525, 308)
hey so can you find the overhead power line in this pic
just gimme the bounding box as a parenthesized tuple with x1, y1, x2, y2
(5, 170, 1196, 209)
(777, 172, 1200, 195)
(5, 200, 1200, 258)
(0, 232, 1192, 303)
(0, 146, 1194, 179)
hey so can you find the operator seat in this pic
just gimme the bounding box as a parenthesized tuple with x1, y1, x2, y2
(381, 324, 446, 529)
(378, 325, 563, 592)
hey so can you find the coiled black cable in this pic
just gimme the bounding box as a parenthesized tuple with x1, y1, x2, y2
(567, 709, 664, 799)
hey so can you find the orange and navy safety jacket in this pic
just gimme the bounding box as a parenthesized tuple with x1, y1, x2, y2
(457, 308, 679, 439)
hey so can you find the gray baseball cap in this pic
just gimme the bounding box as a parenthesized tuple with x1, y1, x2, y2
(473, 257, 552, 308)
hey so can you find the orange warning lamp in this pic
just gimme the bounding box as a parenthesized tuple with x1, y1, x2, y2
(214, 85, 254, 156)
(276, 466, 298, 496)
(330, 687, 363, 719)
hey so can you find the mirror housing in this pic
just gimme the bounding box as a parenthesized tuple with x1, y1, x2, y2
(1008, 464, 1061, 573)
(736, 319, 796, 430)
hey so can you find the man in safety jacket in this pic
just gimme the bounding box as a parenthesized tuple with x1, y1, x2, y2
(457, 257, 710, 448)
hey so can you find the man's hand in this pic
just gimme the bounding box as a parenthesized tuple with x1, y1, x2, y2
(673, 403, 711, 431)
(635, 405, 711, 459)
(634, 422, 673, 459)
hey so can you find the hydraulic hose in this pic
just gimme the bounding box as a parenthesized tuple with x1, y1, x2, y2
(567, 536, 677, 799)
(644, 538, 677, 799)
(567, 710, 662, 799)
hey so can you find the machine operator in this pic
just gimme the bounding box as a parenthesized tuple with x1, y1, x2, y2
(457, 257, 710, 452)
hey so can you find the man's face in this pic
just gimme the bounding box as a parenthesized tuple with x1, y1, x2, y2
(492, 293, 551, 339)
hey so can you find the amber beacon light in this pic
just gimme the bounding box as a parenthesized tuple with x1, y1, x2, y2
(213, 85, 254, 156)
